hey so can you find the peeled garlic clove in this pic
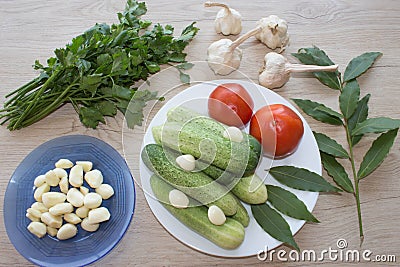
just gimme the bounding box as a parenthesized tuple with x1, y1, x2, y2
(33, 175, 46, 188)
(55, 159, 73, 169)
(53, 168, 67, 178)
(95, 184, 114, 200)
(31, 202, 48, 213)
(59, 176, 69, 194)
(81, 218, 100, 232)
(84, 169, 103, 189)
(255, 15, 289, 50)
(223, 126, 243, 142)
(64, 213, 82, 225)
(84, 193, 102, 209)
(26, 207, 42, 219)
(75, 206, 90, 219)
(67, 188, 84, 207)
(47, 226, 58, 237)
(80, 186, 89, 196)
(42, 192, 67, 208)
(208, 205, 226, 225)
(88, 207, 110, 224)
(169, 189, 190, 208)
(45, 170, 60, 186)
(27, 222, 47, 238)
(26, 212, 40, 222)
(34, 183, 50, 202)
(57, 223, 77, 240)
(176, 154, 196, 171)
(76, 161, 93, 172)
(41, 212, 63, 228)
(69, 165, 83, 187)
(49, 202, 74, 216)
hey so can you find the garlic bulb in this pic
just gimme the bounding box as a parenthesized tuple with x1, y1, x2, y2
(255, 15, 289, 50)
(207, 27, 261, 75)
(259, 52, 339, 89)
(204, 2, 242, 35)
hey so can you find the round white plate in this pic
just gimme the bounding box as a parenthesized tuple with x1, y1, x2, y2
(139, 79, 321, 257)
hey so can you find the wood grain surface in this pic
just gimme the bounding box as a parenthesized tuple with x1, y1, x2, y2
(1, 0, 399, 265)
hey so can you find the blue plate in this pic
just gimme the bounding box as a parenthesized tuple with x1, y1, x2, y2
(3, 135, 135, 267)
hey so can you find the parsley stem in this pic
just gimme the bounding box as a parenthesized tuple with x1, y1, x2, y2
(11, 69, 62, 130)
(19, 81, 79, 128)
(4, 78, 43, 106)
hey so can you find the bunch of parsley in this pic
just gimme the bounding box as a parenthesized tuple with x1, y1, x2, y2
(0, 0, 198, 129)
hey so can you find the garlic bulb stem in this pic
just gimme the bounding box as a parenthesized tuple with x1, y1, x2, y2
(287, 64, 338, 73)
(204, 1, 231, 14)
(229, 27, 262, 51)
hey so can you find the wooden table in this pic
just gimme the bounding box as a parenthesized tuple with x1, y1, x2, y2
(1, 0, 399, 265)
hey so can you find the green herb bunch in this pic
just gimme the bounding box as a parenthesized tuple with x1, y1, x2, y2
(0, 0, 198, 130)
(290, 46, 400, 244)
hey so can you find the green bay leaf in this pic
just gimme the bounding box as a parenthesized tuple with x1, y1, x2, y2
(314, 105, 343, 119)
(313, 132, 349, 158)
(358, 129, 399, 179)
(343, 52, 382, 82)
(266, 185, 319, 222)
(321, 153, 354, 193)
(352, 117, 400, 136)
(269, 166, 341, 192)
(291, 99, 343, 125)
(348, 94, 370, 146)
(292, 46, 341, 90)
(339, 79, 360, 119)
(251, 203, 299, 251)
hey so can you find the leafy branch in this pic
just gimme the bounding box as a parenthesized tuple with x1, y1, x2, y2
(291, 46, 400, 244)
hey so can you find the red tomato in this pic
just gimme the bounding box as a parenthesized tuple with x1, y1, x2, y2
(250, 104, 304, 158)
(208, 83, 254, 127)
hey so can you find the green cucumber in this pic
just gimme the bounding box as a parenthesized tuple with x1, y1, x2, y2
(167, 106, 262, 159)
(196, 160, 238, 185)
(152, 121, 258, 175)
(231, 198, 250, 227)
(231, 175, 268, 204)
(200, 162, 268, 204)
(142, 144, 238, 216)
(150, 175, 245, 249)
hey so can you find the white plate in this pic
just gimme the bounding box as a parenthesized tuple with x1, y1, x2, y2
(139, 80, 321, 257)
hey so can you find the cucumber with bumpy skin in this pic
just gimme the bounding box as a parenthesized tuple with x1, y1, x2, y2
(231, 197, 250, 227)
(200, 162, 268, 204)
(152, 121, 259, 175)
(231, 175, 268, 204)
(142, 144, 238, 216)
(150, 175, 245, 249)
(167, 106, 262, 160)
